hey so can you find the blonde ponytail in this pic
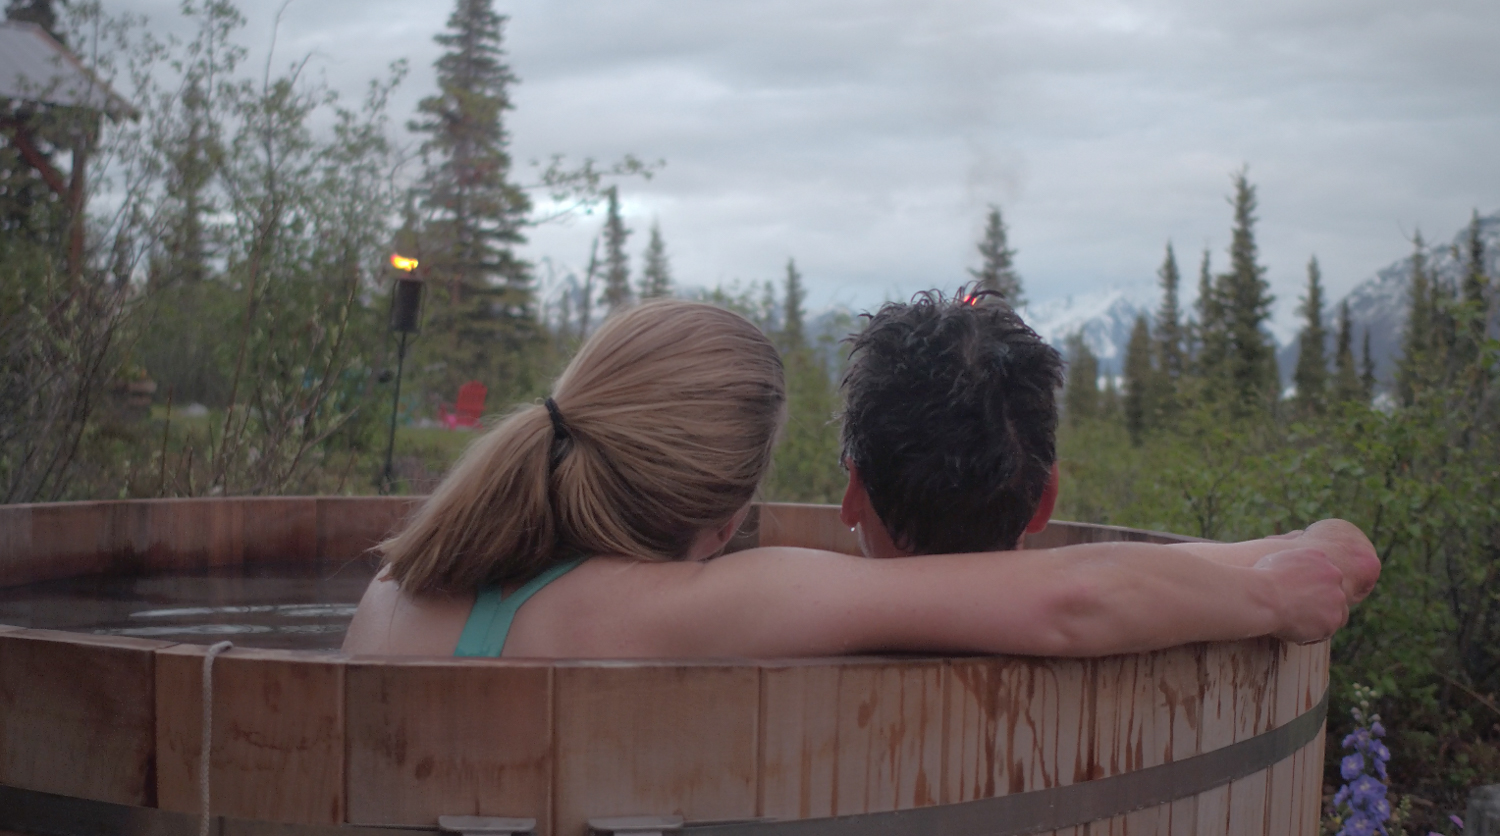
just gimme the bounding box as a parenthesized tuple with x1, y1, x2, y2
(380, 300, 785, 594)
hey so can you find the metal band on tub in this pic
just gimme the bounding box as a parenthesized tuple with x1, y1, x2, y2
(0, 688, 1327, 836)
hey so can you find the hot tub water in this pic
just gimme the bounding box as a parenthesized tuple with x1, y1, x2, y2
(0, 560, 378, 649)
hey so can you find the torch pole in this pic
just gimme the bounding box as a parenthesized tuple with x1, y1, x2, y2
(380, 330, 409, 495)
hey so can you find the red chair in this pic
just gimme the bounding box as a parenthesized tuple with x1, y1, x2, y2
(440, 381, 487, 429)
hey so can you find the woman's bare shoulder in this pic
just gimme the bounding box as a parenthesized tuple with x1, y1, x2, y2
(341, 572, 473, 656)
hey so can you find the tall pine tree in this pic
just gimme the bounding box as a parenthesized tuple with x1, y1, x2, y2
(1194, 248, 1228, 384)
(1293, 256, 1329, 416)
(1395, 232, 1433, 405)
(1155, 244, 1186, 383)
(600, 186, 632, 313)
(1153, 243, 1185, 420)
(1462, 210, 1489, 308)
(1360, 329, 1377, 402)
(1123, 315, 1155, 445)
(639, 221, 672, 299)
(1454, 210, 1490, 372)
(782, 258, 806, 351)
(1063, 333, 1099, 426)
(1218, 170, 1278, 413)
(1332, 301, 1362, 404)
(969, 205, 1023, 305)
(411, 0, 534, 394)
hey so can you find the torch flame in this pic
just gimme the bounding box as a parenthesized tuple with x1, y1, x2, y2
(390, 253, 419, 272)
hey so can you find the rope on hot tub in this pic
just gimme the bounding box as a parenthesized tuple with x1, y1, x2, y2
(201, 640, 233, 836)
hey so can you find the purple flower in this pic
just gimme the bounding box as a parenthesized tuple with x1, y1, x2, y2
(1450, 814, 1463, 829)
(1342, 753, 1365, 780)
(1334, 690, 1392, 836)
(1351, 774, 1385, 806)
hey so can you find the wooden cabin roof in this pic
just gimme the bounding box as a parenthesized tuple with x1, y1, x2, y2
(0, 21, 136, 120)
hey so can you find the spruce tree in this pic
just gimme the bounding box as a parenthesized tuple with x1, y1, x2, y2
(1332, 301, 1362, 404)
(150, 77, 219, 289)
(1100, 374, 1122, 422)
(782, 258, 806, 351)
(969, 205, 1023, 305)
(757, 280, 778, 334)
(577, 237, 599, 336)
(1430, 271, 1459, 378)
(1123, 315, 1155, 445)
(1292, 257, 1329, 416)
(1462, 210, 1488, 307)
(1155, 243, 1186, 385)
(1194, 248, 1228, 384)
(411, 0, 534, 392)
(1454, 210, 1489, 371)
(1360, 329, 1377, 402)
(1395, 232, 1432, 405)
(1218, 170, 1278, 412)
(1063, 333, 1099, 427)
(600, 186, 633, 312)
(639, 221, 672, 299)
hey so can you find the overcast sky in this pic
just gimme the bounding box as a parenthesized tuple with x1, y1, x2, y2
(110, 0, 1500, 330)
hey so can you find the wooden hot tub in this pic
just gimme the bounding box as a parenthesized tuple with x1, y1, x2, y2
(0, 498, 1328, 836)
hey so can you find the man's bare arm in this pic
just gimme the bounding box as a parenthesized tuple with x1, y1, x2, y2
(653, 536, 1351, 659)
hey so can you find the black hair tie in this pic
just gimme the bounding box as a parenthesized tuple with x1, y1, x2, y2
(544, 398, 570, 441)
(544, 398, 573, 475)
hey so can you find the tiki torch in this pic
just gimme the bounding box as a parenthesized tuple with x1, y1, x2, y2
(381, 253, 424, 494)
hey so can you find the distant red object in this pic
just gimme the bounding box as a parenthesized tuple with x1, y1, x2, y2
(439, 381, 487, 430)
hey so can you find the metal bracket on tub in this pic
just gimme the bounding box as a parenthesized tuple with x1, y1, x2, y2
(588, 815, 685, 836)
(438, 816, 537, 835)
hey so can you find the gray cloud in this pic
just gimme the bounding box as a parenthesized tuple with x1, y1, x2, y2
(102, 0, 1500, 323)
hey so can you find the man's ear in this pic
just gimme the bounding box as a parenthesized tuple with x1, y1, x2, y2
(1025, 463, 1059, 535)
(840, 461, 865, 528)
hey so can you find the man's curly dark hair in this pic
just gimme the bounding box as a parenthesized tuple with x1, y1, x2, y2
(840, 287, 1065, 554)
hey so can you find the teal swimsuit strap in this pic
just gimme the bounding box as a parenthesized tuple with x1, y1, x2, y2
(454, 558, 586, 658)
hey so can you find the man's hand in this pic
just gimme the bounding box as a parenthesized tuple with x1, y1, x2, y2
(1293, 519, 1381, 606)
(1256, 548, 1350, 645)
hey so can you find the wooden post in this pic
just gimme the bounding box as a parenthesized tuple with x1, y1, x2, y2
(0, 115, 92, 280)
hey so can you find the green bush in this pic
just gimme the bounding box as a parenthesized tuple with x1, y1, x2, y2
(1059, 391, 1500, 828)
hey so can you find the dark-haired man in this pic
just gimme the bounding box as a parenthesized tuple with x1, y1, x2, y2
(835, 288, 1380, 612)
(838, 289, 1061, 556)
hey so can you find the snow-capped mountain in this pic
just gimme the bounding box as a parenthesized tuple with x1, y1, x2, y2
(803, 290, 1152, 375)
(1021, 290, 1150, 375)
(1278, 211, 1500, 385)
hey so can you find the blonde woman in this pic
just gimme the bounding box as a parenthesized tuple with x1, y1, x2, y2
(344, 299, 1377, 659)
